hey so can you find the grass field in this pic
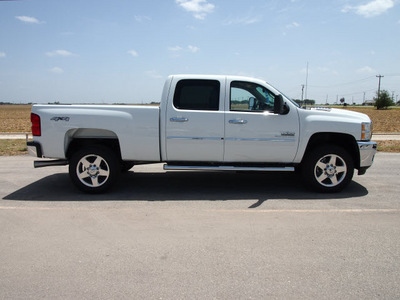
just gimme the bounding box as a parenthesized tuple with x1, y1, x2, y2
(0, 105, 31, 133)
(0, 139, 29, 156)
(339, 106, 400, 133)
(0, 104, 399, 155)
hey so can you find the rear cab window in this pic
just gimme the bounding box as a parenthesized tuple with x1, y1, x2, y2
(173, 79, 220, 111)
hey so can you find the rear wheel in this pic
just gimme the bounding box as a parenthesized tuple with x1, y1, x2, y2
(69, 146, 120, 193)
(302, 145, 354, 193)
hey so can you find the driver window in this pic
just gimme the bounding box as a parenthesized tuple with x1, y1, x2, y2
(230, 81, 275, 112)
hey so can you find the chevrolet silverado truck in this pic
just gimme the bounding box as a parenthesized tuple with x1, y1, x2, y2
(27, 74, 377, 193)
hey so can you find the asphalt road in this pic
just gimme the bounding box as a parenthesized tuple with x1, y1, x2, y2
(1, 154, 399, 299)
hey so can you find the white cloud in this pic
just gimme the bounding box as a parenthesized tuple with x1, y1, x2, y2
(168, 45, 199, 53)
(223, 15, 262, 26)
(134, 15, 151, 22)
(357, 66, 376, 73)
(0, 52, 5, 58)
(286, 21, 300, 29)
(127, 50, 139, 57)
(49, 67, 64, 74)
(342, 0, 394, 18)
(188, 45, 199, 53)
(46, 50, 74, 57)
(15, 16, 42, 24)
(176, 0, 215, 20)
(168, 46, 183, 52)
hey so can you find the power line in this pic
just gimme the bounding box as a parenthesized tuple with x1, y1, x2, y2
(308, 75, 376, 88)
(384, 73, 400, 77)
(337, 88, 376, 97)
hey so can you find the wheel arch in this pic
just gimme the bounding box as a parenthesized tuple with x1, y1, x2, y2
(65, 128, 122, 160)
(302, 133, 360, 169)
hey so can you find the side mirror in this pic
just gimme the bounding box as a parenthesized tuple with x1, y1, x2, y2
(274, 94, 289, 115)
(248, 97, 256, 110)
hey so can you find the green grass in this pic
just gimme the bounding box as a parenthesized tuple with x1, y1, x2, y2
(0, 139, 28, 156)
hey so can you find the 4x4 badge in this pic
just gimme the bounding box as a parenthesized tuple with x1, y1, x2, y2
(51, 117, 70, 122)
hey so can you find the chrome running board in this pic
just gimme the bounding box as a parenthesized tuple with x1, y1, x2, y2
(163, 165, 294, 172)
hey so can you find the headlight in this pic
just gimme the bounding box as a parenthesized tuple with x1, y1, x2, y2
(361, 122, 372, 141)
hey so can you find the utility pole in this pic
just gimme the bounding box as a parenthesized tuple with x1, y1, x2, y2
(305, 62, 309, 101)
(301, 84, 305, 106)
(376, 74, 384, 100)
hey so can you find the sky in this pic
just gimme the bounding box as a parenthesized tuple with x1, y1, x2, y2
(0, 0, 399, 104)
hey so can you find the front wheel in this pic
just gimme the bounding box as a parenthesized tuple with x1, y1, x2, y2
(301, 145, 354, 193)
(69, 146, 120, 193)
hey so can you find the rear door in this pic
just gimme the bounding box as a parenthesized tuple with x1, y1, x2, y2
(165, 77, 225, 162)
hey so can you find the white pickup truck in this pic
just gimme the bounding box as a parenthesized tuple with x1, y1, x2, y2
(27, 74, 377, 193)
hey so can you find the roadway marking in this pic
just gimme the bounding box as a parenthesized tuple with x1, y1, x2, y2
(209, 208, 400, 213)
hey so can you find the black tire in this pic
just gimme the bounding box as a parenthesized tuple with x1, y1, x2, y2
(69, 145, 120, 193)
(301, 145, 354, 193)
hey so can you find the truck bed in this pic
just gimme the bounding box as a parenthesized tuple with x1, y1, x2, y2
(31, 104, 161, 161)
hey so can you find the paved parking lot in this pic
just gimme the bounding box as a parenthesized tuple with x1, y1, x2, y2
(1, 154, 399, 299)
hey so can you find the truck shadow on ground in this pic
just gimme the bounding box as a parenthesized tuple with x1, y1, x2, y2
(3, 170, 368, 206)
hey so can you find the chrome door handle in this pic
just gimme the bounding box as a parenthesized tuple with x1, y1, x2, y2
(229, 119, 248, 125)
(170, 117, 188, 122)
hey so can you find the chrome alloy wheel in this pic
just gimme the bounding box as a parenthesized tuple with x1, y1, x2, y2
(314, 154, 347, 187)
(76, 154, 110, 188)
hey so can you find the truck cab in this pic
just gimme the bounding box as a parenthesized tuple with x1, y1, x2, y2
(161, 75, 298, 163)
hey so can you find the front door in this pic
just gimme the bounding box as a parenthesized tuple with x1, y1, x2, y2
(224, 80, 299, 163)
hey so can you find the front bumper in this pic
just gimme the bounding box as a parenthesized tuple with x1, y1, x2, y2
(357, 141, 377, 175)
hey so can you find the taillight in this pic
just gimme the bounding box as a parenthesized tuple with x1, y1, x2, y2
(31, 113, 41, 136)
